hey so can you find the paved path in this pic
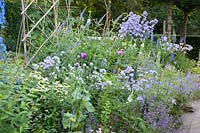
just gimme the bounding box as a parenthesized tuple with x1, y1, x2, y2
(179, 100, 200, 133)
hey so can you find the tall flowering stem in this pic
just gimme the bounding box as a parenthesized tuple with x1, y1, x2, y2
(0, 0, 6, 62)
(0, 0, 5, 29)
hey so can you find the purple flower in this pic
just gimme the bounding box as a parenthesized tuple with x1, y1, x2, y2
(74, 63, 80, 67)
(116, 49, 124, 55)
(80, 52, 87, 59)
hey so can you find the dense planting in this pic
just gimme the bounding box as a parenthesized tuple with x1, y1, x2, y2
(0, 11, 200, 133)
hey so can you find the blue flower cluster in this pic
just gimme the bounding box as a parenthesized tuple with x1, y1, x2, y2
(0, 0, 5, 28)
(32, 56, 61, 70)
(144, 102, 173, 130)
(0, 0, 6, 62)
(0, 36, 6, 62)
(118, 11, 158, 39)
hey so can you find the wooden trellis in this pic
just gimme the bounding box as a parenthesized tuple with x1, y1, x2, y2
(21, 0, 59, 67)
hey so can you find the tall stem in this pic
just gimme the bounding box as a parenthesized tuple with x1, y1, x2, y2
(21, 0, 28, 66)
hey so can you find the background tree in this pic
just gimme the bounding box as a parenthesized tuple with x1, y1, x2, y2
(144, 0, 177, 41)
(5, 0, 21, 51)
(175, 0, 200, 43)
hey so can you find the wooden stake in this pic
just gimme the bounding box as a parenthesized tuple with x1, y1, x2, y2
(199, 49, 200, 61)
(53, 0, 58, 30)
(22, 0, 58, 42)
(163, 20, 166, 35)
(21, 0, 28, 66)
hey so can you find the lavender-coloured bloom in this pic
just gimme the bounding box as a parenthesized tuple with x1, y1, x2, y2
(136, 95, 143, 101)
(151, 32, 154, 41)
(142, 10, 148, 18)
(74, 63, 80, 67)
(41, 56, 54, 69)
(64, 24, 72, 35)
(169, 53, 175, 62)
(57, 19, 67, 32)
(161, 35, 168, 42)
(118, 11, 158, 40)
(80, 7, 87, 19)
(80, 52, 87, 59)
(144, 102, 172, 131)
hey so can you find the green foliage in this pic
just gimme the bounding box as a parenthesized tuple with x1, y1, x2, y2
(4, 0, 21, 51)
(174, 51, 195, 73)
(1, 7, 200, 133)
(0, 57, 30, 133)
(192, 67, 200, 75)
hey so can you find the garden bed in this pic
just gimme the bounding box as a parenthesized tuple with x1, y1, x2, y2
(1, 11, 200, 133)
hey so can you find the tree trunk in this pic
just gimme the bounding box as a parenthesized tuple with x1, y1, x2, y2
(180, 12, 189, 44)
(167, 0, 173, 42)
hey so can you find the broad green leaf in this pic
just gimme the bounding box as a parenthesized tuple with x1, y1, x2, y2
(62, 113, 76, 129)
(0, 114, 9, 120)
(86, 102, 95, 112)
(72, 88, 82, 100)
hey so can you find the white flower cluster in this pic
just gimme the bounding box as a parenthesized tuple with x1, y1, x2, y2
(29, 71, 68, 98)
(179, 43, 193, 52)
(89, 68, 112, 89)
(118, 66, 137, 91)
(119, 66, 158, 91)
(158, 36, 193, 52)
(67, 64, 85, 84)
(32, 56, 61, 70)
(66, 63, 112, 90)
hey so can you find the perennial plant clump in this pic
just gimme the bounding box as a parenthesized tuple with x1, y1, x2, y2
(1, 10, 200, 133)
